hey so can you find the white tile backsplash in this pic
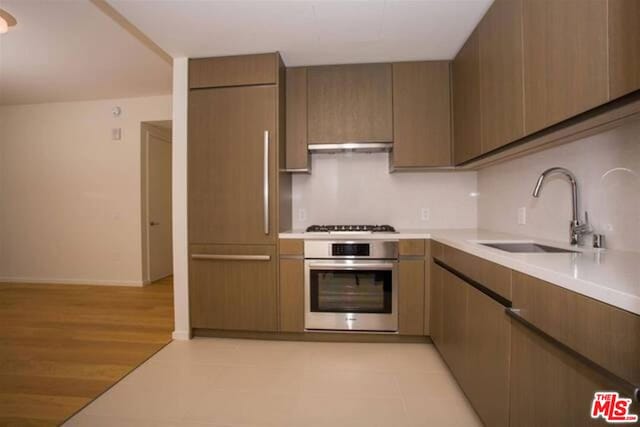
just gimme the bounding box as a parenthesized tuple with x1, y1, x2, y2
(291, 152, 478, 229)
(478, 118, 640, 253)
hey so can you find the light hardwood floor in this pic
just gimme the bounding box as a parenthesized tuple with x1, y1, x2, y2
(0, 277, 174, 426)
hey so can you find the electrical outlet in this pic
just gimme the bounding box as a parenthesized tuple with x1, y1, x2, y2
(421, 208, 430, 222)
(517, 207, 526, 225)
(298, 208, 307, 222)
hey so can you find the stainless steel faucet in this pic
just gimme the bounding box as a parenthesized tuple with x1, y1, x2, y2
(532, 167, 591, 246)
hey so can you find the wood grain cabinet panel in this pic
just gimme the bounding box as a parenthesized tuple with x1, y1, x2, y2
(512, 272, 640, 387)
(398, 259, 425, 335)
(440, 269, 469, 389)
(429, 256, 444, 346)
(279, 239, 304, 256)
(452, 29, 482, 164)
(307, 63, 393, 144)
(608, 0, 640, 99)
(399, 239, 426, 257)
(522, 0, 608, 134)
(465, 285, 511, 427)
(392, 61, 452, 168)
(188, 86, 277, 245)
(189, 245, 277, 331)
(285, 67, 309, 170)
(279, 258, 304, 332)
(510, 319, 637, 426)
(189, 53, 278, 89)
(479, 0, 525, 153)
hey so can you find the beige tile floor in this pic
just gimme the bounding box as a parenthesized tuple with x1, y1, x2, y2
(64, 338, 482, 427)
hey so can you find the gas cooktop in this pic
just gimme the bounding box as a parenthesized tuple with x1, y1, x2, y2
(305, 224, 396, 233)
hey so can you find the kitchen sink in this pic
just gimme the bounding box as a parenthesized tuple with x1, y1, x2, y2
(479, 242, 578, 254)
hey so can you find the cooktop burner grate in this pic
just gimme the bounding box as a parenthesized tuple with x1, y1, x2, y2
(305, 224, 396, 233)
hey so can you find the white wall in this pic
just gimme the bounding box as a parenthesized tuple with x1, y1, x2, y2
(478, 118, 640, 253)
(292, 153, 478, 230)
(0, 95, 172, 285)
(171, 58, 190, 340)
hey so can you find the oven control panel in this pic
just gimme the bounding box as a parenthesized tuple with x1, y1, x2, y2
(331, 243, 370, 257)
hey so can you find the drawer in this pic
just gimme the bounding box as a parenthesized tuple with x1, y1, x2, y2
(512, 271, 640, 387)
(440, 245, 512, 301)
(279, 239, 304, 256)
(399, 239, 426, 257)
(189, 53, 278, 89)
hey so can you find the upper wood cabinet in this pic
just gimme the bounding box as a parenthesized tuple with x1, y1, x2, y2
(522, 0, 608, 134)
(189, 53, 278, 89)
(452, 29, 482, 165)
(608, 0, 640, 99)
(391, 61, 452, 168)
(284, 67, 309, 171)
(307, 63, 393, 144)
(479, 0, 525, 153)
(188, 86, 277, 245)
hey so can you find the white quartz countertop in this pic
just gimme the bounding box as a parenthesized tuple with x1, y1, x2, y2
(279, 228, 640, 316)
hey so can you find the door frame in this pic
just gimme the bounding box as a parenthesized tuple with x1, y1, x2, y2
(140, 121, 172, 285)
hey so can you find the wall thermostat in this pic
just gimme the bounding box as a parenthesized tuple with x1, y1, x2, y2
(112, 106, 122, 117)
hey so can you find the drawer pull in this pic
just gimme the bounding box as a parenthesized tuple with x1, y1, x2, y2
(506, 308, 639, 402)
(191, 254, 271, 261)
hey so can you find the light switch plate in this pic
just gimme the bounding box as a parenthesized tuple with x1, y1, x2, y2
(111, 128, 122, 141)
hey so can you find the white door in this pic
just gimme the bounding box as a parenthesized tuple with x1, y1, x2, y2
(146, 126, 173, 281)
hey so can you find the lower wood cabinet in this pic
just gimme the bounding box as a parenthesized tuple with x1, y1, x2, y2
(439, 269, 469, 387)
(189, 245, 277, 331)
(279, 258, 304, 333)
(398, 258, 425, 335)
(510, 318, 638, 426)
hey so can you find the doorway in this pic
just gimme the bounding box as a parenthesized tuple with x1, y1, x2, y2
(141, 121, 173, 284)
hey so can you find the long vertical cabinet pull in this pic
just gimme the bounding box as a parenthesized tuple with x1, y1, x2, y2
(263, 130, 270, 235)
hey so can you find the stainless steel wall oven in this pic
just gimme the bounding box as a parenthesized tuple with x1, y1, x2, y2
(304, 240, 398, 332)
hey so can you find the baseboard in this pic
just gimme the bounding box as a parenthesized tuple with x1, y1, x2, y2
(0, 277, 145, 287)
(172, 330, 191, 340)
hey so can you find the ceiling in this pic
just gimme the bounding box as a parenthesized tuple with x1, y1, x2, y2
(108, 0, 493, 66)
(0, 0, 172, 105)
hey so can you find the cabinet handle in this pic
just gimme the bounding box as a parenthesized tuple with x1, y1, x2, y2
(191, 254, 271, 261)
(263, 130, 269, 235)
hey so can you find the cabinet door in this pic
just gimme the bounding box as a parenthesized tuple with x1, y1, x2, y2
(190, 245, 277, 331)
(188, 86, 276, 245)
(440, 270, 468, 388)
(479, 0, 525, 153)
(189, 53, 278, 89)
(608, 0, 640, 99)
(307, 63, 393, 144)
(285, 67, 309, 171)
(452, 29, 482, 164)
(523, 0, 608, 134)
(392, 61, 451, 168)
(510, 319, 637, 426)
(430, 261, 444, 346)
(465, 286, 511, 427)
(279, 258, 304, 332)
(398, 259, 425, 335)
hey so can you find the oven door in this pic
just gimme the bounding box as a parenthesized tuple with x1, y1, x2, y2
(304, 259, 398, 332)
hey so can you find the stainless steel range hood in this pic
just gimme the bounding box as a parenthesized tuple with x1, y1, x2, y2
(308, 142, 393, 154)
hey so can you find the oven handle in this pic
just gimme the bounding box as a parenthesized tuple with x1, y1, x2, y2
(307, 262, 396, 270)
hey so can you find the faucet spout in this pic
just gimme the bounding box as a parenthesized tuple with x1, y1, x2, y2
(532, 167, 589, 245)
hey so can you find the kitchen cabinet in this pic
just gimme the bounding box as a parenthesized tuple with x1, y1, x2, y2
(608, 0, 640, 99)
(307, 63, 393, 144)
(279, 239, 304, 332)
(429, 242, 444, 346)
(452, 29, 482, 164)
(509, 317, 638, 426)
(398, 240, 426, 335)
(188, 85, 277, 245)
(522, 0, 608, 135)
(432, 246, 512, 427)
(479, 0, 525, 153)
(285, 67, 309, 171)
(190, 245, 277, 332)
(189, 53, 278, 89)
(391, 61, 451, 168)
(465, 285, 511, 427)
